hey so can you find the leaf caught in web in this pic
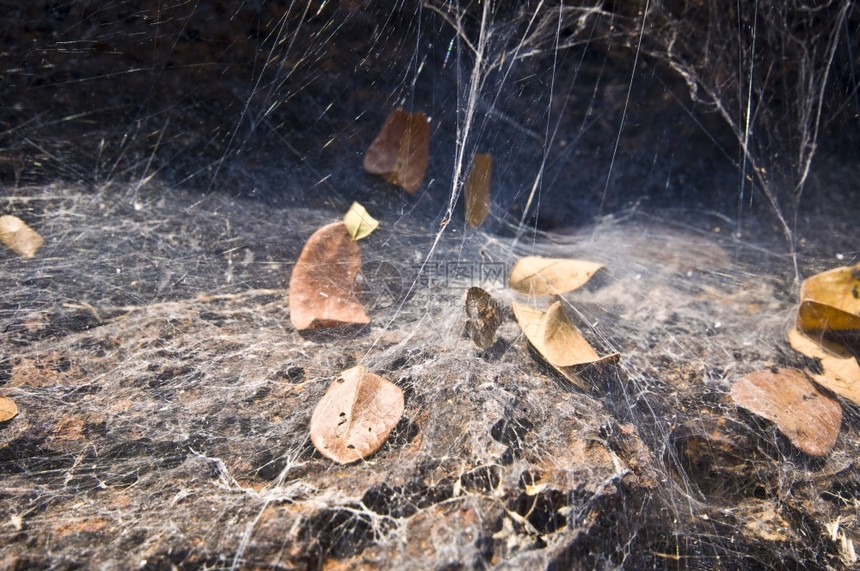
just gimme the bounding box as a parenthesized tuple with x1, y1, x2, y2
(0, 395, 17, 422)
(465, 286, 502, 349)
(797, 263, 860, 335)
(343, 201, 379, 241)
(309, 365, 404, 464)
(731, 368, 841, 457)
(512, 300, 619, 389)
(509, 257, 604, 296)
(288, 221, 370, 331)
(363, 108, 430, 194)
(464, 153, 492, 229)
(0, 215, 43, 258)
(788, 328, 860, 406)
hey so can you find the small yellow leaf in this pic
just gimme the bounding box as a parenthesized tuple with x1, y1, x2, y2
(513, 300, 619, 389)
(309, 365, 404, 464)
(464, 153, 491, 229)
(509, 257, 604, 296)
(343, 202, 379, 241)
(0, 395, 18, 422)
(788, 327, 860, 406)
(0, 215, 43, 258)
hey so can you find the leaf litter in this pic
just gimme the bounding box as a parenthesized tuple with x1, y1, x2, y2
(288, 221, 370, 331)
(509, 256, 604, 296)
(0, 395, 17, 422)
(512, 300, 620, 390)
(731, 368, 841, 457)
(464, 286, 502, 349)
(309, 365, 404, 464)
(464, 153, 492, 229)
(343, 201, 379, 241)
(0, 214, 43, 258)
(363, 108, 430, 194)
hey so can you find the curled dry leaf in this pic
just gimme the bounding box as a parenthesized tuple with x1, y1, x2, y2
(0, 215, 43, 258)
(0, 395, 18, 422)
(343, 201, 379, 241)
(512, 300, 619, 389)
(731, 368, 841, 457)
(464, 153, 491, 229)
(363, 108, 430, 194)
(288, 221, 370, 331)
(788, 328, 860, 406)
(465, 286, 502, 349)
(797, 263, 860, 334)
(309, 365, 404, 464)
(509, 257, 604, 296)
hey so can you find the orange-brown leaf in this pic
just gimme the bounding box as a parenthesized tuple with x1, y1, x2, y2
(288, 222, 370, 331)
(464, 154, 491, 228)
(731, 368, 841, 457)
(0, 395, 17, 422)
(309, 365, 404, 464)
(363, 109, 430, 194)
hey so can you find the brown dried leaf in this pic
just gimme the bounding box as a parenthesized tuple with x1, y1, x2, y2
(731, 368, 841, 457)
(0, 215, 43, 258)
(788, 327, 860, 406)
(798, 263, 860, 331)
(288, 221, 370, 331)
(309, 365, 404, 464)
(509, 257, 604, 296)
(363, 108, 430, 194)
(0, 395, 18, 422)
(512, 301, 619, 389)
(465, 286, 502, 349)
(464, 153, 491, 229)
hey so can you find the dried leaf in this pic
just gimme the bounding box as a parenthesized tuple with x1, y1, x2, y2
(798, 263, 860, 332)
(788, 327, 860, 406)
(465, 286, 502, 349)
(343, 202, 379, 241)
(464, 153, 491, 228)
(0, 215, 43, 258)
(363, 108, 430, 194)
(509, 257, 604, 296)
(288, 221, 370, 331)
(731, 368, 841, 457)
(512, 300, 619, 389)
(309, 365, 404, 464)
(0, 395, 18, 422)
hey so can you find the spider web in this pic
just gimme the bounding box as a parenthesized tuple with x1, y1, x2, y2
(1, 1, 859, 569)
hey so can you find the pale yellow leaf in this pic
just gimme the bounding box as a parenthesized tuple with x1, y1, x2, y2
(509, 257, 604, 296)
(0, 215, 43, 258)
(343, 202, 379, 241)
(788, 327, 860, 407)
(309, 365, 404, 464)
(512, 300, 619, 389)
(797, 263, 860, 333)
(0, 395, 18, 422)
